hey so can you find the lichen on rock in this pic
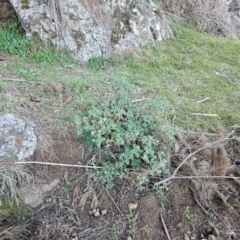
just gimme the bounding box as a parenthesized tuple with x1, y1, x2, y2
(0, 113, 37, 162)
(8, 0, 173, 61)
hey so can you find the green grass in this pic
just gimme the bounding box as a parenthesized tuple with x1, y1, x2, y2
(90, 23, 240, 131)
(1, 21, 240, 132)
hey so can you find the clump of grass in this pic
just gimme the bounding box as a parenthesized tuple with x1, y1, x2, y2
(93, 21, 240, 132)
(0, 20, 75, 65)
(0, 161, 32, 203)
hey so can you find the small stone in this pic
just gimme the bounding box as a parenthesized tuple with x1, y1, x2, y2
(89, 210, 93, 215)
(212, 227, 220, 237)
(190, 237, 195, 240)
(126, 236, 132, 240)
(199, 233, 205, 239)
(184, 233, 190, 240)
(72, 232, 77, 237)
(128, 203, 138, 210)
(45, 198, 52, 203)
(94, 211, 100, 217)
(208, 235, 216, 240)
(101, 209, 107, 215)
(205, 228, 212, 234)
(92, 209, 96, 213)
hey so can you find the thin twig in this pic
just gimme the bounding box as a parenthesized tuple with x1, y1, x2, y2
(131, 97, 149, 103)
(191, 113, 218, 117)
(214, 71, 240, 85)
(155, 137, 234, 186)
(15, 161, 102, 169)
(195, 97, 209, 103)
(103, 186, 123, 215)
(1, 78, 46, 85)
(160, 214, 172, 240)
(193, 193, 210, 216)
(173, 175, 240, 180)
(179, 130, 218, 137)
(162, 10, 187, 21)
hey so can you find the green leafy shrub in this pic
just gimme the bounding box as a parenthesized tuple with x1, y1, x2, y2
(75, 87, 173, 188)
(0, 21, 75, 64)
(0, 22, 29, 56)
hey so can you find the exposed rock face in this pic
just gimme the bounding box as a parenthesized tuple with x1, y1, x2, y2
(9, 0, 172, 61)
(0, 114, 37, 162)
(0, 0, 15, 29)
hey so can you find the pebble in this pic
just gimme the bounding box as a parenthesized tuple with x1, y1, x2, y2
(199, 233, 205, 239)
(89, 210, 93, 215)
(126, 236, 132, 240)
(212, 227, 220, 237)
(205, 228, 212, 234)
(208, 235, 216, 240)
(94, 211, 100, 217)
(101, 209, 107, 215)
(128, 203, 138, 210)
(184, 233, 190, 240)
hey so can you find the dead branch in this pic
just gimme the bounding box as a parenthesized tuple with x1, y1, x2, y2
(162, 10, 187, 21)
(195, 97, 209, 103)
(15, 161, 102, 169)
(214, 71, 240, 85)
(155, 137, 235, 186)
(1, 78, 46, 85)
(104, 186, 123, 215)
(131, 97, 150, 103)
(191, 113, 218, 117)
(160, 214, 172, 240)
(179, 130, 218, 137)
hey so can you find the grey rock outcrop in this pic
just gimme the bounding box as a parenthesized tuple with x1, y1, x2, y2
(9, 0, 172, 61)
(0, 113, 37, 162)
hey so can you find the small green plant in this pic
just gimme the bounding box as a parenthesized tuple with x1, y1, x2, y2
(143, 224, 152, 234)
(75, 85, 172, 188)
(127, 210, 138, 234)
(0, 21, 29, 57)
(184, 206, 198, 221)
(60, 180, 72, 194)
(112, 223, 121, 240)
(87, 56, 114, 70)
(153, 183, 170, 208)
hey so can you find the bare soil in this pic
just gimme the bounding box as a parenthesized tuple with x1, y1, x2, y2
(1, 56, 240, 240)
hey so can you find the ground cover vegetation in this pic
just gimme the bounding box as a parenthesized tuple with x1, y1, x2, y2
(0, 13, 240, 239)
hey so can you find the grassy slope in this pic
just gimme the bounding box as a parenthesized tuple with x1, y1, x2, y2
(0, 22, 240, 132)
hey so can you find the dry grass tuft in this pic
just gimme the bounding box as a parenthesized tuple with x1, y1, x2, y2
(210, 144, 231, 176)
(0, 220, 38, 240)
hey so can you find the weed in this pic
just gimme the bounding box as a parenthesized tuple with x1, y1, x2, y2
(143, 224, 152, 234)
(60, 180, 72, 195)
(127, 210, 138, 234)
(184, 206, 198, 221)
(153, 183, 170, 208)
(0, 22, 29, 57)
(87, 56, 114, 70)
(112, 223, 121, 240)
(75, 81, 173, 188)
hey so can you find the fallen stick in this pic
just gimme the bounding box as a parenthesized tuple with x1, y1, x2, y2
(191, 113, 218, 117)
(162, 11, 187, 21)
(131, 97, 150, 103)
(214, 71, 240, 85)
(15, 161, 102, 169)
(155, 137, 234, 186)
(179, 130, 218, 137)
(195, 97, 209, 103)
(104, 186, 123, 215)
(160, 214, 172, 240)
(1, 78, 46, 85)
